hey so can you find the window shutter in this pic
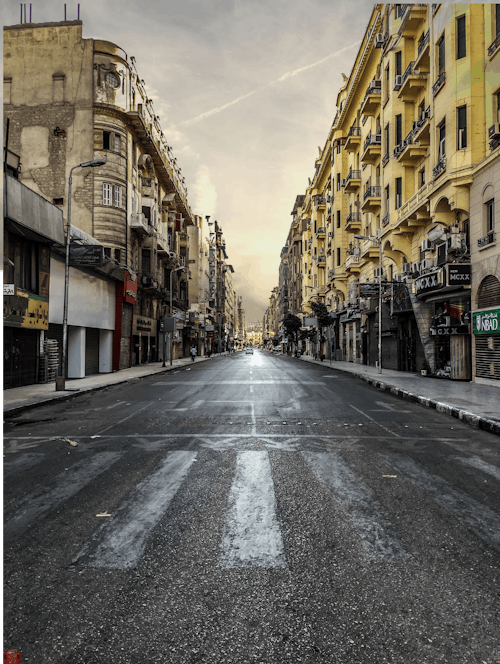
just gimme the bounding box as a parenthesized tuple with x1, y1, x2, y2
(113, 186, 122, 208)
(456, 16, 466, 59)
(102, 183, 111, 206)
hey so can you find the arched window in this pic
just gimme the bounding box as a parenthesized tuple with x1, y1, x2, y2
(477, 275, 500, 309)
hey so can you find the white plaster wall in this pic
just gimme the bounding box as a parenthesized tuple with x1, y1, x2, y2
(49, 256, 116, 329)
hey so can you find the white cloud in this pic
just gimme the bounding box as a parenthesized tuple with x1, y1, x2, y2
(191, 164, 217, 217)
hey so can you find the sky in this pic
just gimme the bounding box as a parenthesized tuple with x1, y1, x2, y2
(4, 0, 377, 320)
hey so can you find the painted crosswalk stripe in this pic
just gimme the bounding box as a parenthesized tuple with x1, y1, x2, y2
(220, 451, 286, 568)
(74, 451, 197, 569)
(382, 453, 500, 552)
(455, 456, 500, 482)
(4, 452, 121, 540)
(302, 452, 408, 561)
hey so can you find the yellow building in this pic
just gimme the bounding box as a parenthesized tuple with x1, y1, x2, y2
(288, 4, 500, 380)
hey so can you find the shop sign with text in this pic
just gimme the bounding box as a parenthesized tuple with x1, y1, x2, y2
(472, 309, 500, 335)
(447, 263, 471, 286)
(4, 290, 49, 329)
(415, 269, 444, 296)
(430, 325, 470, 336)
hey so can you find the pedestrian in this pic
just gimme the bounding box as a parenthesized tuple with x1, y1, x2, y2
(190, 346, 197, 362)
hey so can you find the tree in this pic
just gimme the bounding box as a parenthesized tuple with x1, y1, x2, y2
(282, 313, 302, 346)
(310, 301, 331, 328)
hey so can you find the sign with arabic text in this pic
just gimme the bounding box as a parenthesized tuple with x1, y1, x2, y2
(472, 309, 500, 335)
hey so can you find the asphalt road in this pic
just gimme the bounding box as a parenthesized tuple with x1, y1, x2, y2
(4, 350, 500, 663)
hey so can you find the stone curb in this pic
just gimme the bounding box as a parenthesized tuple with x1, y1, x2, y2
(299, 357, 500, 437)
(4, 356, 214, 418)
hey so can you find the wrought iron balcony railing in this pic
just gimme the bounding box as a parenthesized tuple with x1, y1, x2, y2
(478, 230, 496, 248)
(432, 71, 446, 96)
(364, 186, 382, 200)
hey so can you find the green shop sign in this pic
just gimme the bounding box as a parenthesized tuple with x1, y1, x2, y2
(472, 309, 500, 334)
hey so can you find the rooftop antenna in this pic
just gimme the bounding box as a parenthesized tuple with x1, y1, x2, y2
(64, 4, 66, 20)
(77, 3, 80, 19)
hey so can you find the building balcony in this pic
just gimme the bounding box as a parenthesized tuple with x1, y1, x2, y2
(316, 226, 326, 239)
(397, 61, 427, 102)
(344, 169, 361, 193)
(360, 80, 382, 116)
(382, 151, 390, 167)
(396, 131, 428, 166)
(360, 238, 379, 262)
(315, 197, 327, 210)
(361, 186, 382, 212)
(488, 32, 500, 57)
(433, 158, 446, 180)
(316, 255, 326, 266)
(432, 71, 446, 97)
(328, 268, 335, 281)
(344, 212, 362, 232)
(318, 285, 328, 295)
(129, 212, 151, 236)
(382, 213, 390, 227)
(400, 4, 427, 37)
(415, 29, 430, 73)
(478, 230, 496, 248)
(412, 105, 431, 145)
(361, 133, 382, 164)
(344, 126, 361, 152)
(156, 233, 171, 255)
(345, 254, 361, 273)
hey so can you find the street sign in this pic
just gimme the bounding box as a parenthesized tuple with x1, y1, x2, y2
(69, 244, 104, 267)
(3, 284, 16, 295)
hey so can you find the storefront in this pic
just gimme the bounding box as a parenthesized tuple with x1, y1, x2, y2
(472, 308, 500, 385)
(340, 310, 361, 363)
(113, 270, 137, 371)
(132, 315, 157, 365)
(414, 263, 471, 380)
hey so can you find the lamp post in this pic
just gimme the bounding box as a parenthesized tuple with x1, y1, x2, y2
(355, 233, 382, 374)
(56, 158, 106, 391)
(168, 265, 185, 366)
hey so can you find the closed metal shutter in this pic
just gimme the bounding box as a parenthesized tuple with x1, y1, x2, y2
(120, 304, 133, 369)
(45, 323, 66, 377)
(476, 335, 500, 380)
(477, 276, 500, 309)
(85, 327, 100, 375)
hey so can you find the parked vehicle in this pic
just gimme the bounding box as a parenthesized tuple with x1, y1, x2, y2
(245, 347, 254, 355)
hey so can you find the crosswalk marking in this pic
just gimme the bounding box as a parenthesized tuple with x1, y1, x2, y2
(4, 452, 121, 540)
(220, 451, 286, 568)
(456, 456, 500, 482)
(302, 452, 409, 561)
(74, 451, 197, 569)
(382, 453, 500, 552)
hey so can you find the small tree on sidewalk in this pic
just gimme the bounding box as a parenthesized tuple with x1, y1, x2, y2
(282, 313, 302, 348)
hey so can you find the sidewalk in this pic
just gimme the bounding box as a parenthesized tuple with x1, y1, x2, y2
(299, 355, 500, 436)
(3, 354, 228, 417)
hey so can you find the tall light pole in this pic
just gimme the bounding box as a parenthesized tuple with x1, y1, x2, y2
(355, 233, 382, 374)
(56, 158, 106, 391)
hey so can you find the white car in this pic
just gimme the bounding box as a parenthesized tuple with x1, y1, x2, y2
(245, 347, 254, 355)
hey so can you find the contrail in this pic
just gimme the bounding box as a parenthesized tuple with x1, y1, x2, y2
(180, 41, 358, 126)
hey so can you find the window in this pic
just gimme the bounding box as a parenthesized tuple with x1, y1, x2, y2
(420, 168, 425, 187)
(337, 247, 341, 266)
(457, 105, 467, 149)
(7, 234, 39, 293)
(113, 185, 122, 208)
(102, 183, 112, 206)
(336, 142, 341, 154)
(105, 71, 120, 89)
(142, 248, 151, 275)
(384, 123, 390, 155)
(395, 178, 402, 209)
(115, 248, 121, 264)
(336, 210, 341, 228)
(114, 134, 121, 152)
(439, 120, 446, 160)
(496, 91, 500, 123)
(438, 34, 446, 73)
(103, 131, 110, 150)
(395, 51, 402, 77)
(486, 199, 495, 232)
(456, 15, 466, 59)
(132, 140, 137, 168)
(337, 174, 341, 191)
(385, 185, 390, 214)
(104, 247, 112, 260)
(496, 4, 500, 36)
(395, 114, 402, 146)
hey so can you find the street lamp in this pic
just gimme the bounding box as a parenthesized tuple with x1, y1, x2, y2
(56, 158, 106, 391)
(354, 233, 382, 374)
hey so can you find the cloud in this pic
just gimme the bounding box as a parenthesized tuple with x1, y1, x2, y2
(179, 40, 359, 127)
(191, 164, 217, 216)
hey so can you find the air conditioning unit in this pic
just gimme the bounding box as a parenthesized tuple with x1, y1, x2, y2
(375, 33, 386, 48)
(447, 234, 464, 252)
(411, 261, 421, 274)
(393, 75, 403, 91)
(439, 138, 446, 160)
(375, 228, 382, 237)
(393, 273, 404, 282)
(402, 262, 412, 274)
(328, 231, 334, 237)
(488, 123, 500, 140)
(353, 247, 361, 255)
(449, 223, 460, 234)
(421, 258, 435, 271)
(421, 239, 433, 252)
(374, 267, 385, 278)
(142, 276, 153, 286)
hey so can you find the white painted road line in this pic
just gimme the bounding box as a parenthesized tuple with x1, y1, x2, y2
(75, 451, 197, 569)
(455, 456, 500, 482)
(154, 381, 325, 385)
(4, 452, 122, 540)
(382, 453, 500, 552)
(302, 452, 408, 561)
(349, 404, 401, 438)
(220, 451, 286, 568)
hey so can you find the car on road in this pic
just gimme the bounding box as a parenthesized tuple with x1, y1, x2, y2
(245, 347, 253, 354)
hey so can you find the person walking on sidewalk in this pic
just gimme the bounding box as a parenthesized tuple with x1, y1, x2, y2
(190, 346, 198, 362)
